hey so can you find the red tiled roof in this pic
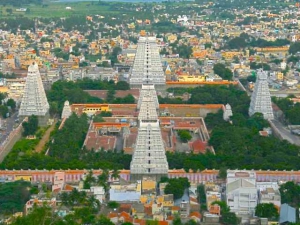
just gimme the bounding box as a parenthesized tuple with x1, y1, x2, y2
(172, 206, 180, 211)
(133, 219, 146, 225)
(166, 215, 174, 220)
(189, 139, 207, 154)
(119, 204, 132, 213)
(85, 132, 116, 151)
(108, 212, 118, 218)
(189, 211, 202, 219)
(64, 184, 74, 191)
(144, 205, 152, 216)
(158, 221, 168, 225)
(119, 211, 131, 219)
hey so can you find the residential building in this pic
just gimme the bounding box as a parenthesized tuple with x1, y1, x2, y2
(226, 170, 258, 222)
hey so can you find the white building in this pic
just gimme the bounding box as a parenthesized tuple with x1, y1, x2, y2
(226, 170, 258, 221)
(257, 182, 281, 210)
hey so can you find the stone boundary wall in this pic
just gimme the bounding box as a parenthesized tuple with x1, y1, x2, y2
(1, 169, 300, 184)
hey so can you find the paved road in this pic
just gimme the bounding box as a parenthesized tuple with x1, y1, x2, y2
(0, 112, 19, 145)
(270, 119, 300, 146)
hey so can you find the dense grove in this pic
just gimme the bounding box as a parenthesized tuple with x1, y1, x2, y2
(46, 79, 131, 116)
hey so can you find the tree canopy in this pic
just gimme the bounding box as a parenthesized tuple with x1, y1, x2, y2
(164, 177, 190, 199)
(0, 181, 31, 215)
(22, 115, 38, 137)
(255, 203, 279, 220)
(213, 63, 233, 80)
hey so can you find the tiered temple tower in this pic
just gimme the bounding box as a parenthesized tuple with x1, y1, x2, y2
(223, 104, 233, 121)
(130, 37, 165, 89)
(130, 84, 169, 181)
(249, 69, 274, 120)
(61, 100, 72, 119)
(19, 62, 50, 126)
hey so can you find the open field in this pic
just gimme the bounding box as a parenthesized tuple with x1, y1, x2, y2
(0, 2, 120, 18)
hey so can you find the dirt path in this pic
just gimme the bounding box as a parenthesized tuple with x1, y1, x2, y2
(35, 122, 56, 153)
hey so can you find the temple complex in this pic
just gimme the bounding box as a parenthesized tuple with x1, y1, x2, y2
(19, 62, 50, 126)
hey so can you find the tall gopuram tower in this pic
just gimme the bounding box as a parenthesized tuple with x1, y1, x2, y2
(249, 69, 274, 120)
(19, 62, 50, 126)
(130, 37, 166, 90)
(130, 84, 169, 181)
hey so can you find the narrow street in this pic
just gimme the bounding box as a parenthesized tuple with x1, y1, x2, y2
(0, 112, 19, 145)
(270, 119, 300, 146)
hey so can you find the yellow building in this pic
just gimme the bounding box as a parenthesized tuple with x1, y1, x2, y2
(167, 34, 177, 43)
(178, 75, 206, 82)
(128, 23, 135, 29)
(43, 42, 51, 49)
(142, 179, 156, 192)
(276, 72, 284, 81)
(82, 104, 110, 114)
(256, 46, 289, 53)
(221, 51, 242, 60)
(140, 30, 146, 37)
(157, 194, 174, 207)
(15, 175, 32, 181)
(193, 50, 208, 59)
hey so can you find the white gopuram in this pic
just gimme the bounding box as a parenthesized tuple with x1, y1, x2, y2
(249, 69, 274, 120)
(130, 84, 169, 181)
(61, 100, 72, 119)
(130, 37, 165, 89)
(223, 104, 233, 121)
(19, 62, 50, 125)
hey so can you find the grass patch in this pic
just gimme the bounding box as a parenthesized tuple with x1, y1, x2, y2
(0, 2, 117, 18)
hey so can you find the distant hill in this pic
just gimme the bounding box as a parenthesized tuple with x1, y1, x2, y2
(0, 0, 43, 6)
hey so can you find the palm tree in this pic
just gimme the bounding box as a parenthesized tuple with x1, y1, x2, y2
(111, 168, 120, 180)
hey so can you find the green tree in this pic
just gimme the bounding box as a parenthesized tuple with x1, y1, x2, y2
(255, 203, 279, 220)
(93, 114, 104, 122)
(289, 42, 300, 55)
(213, 63, 233, 80)
(0, 105, 8, 118)
(115, 81, 130, 90)
(178, 130, 192, 143)
(97, 215, 114, 225)
(6, 8, 13, 14)
(6, 98, 16, 110)
(0, 181, 31, 214)
(83, 170, 96, 189)
(221, 212, 239, 225)
(212, 201, 230, 214)
(22, 115, 38, 136)
(107, 201, 120, 209)
(100, 111, 112, 117)
(164, 177, 190, 199)
(279, 181, 300, 207)
(218, 167, 227, 179)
